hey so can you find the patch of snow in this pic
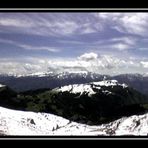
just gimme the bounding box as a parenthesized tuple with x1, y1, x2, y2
(92, 80, 118, 86)
(0, 84, 5, 88)
(56, 84, 96, 96)
(67, 71, 88, 74)
(27, 72, 53, 77)
(121, 83, 128, 88)
(92, 80, 128, 89)
(12, 71, 54, 78)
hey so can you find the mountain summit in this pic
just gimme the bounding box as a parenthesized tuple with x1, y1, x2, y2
(55, 80, 127, 97)
(50, 80, 147, 124)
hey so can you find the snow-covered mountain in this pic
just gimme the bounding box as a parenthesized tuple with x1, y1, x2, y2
(0, 79, 146, 126)
(0, 106, 148, 136)
(55, 80, 128, 97)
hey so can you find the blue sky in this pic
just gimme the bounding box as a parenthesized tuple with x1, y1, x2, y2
(0, 13, 148, 75)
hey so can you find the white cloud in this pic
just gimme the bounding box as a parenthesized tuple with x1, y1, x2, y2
(45, 53, 146, 75)
(0, 58, 49, 75)
(0, 15, 79, 36)
(140, 61, 148, 68)
(110, 37, 137, 45)
(79, 22, 102, 34)
(94, 13, 148, 37)
(0, 13, 104, 37)
(78, 52, 98, 61)
(19, 44, 59, 52)
(1, 13, 148, 38)
(0, 52, 147, 76)
(117, 14, 148, 36)
(111, 43, 130, 51)
(0, 38, 60, 53)
(77, 36, 136, 52)
(48, 21, 79, 35)
(0, 18, 33, 28)
(80, 27, 96, 34)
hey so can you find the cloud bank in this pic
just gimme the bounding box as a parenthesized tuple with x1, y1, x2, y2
(0, 52, 147, 76)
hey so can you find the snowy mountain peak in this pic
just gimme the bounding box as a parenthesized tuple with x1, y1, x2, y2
(55, 80, 128, 96)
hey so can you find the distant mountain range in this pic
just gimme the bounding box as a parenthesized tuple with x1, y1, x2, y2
(0, 72, 148, 96)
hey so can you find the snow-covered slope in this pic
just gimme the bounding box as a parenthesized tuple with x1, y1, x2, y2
(0, 106, 101, 135)
(55, 83, 96, 96)
(55, 80, 128, 96)
(0, 106, 148, 136)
